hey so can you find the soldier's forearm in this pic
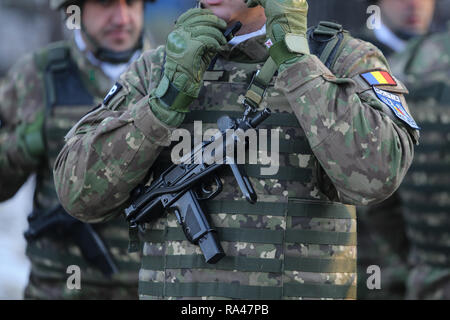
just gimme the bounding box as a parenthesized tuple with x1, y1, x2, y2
(53, 95, 175, 222)
(276, 54, 414, 205)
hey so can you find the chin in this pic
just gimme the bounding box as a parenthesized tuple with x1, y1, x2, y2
(208, 8, 232, 23)
(105, 42, 131, 52)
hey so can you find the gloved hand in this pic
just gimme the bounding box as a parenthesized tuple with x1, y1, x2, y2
(154, 8, 227, 113)
(244, 0, 309, 67)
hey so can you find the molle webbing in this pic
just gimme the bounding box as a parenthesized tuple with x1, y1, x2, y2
(396, 63, 450, 265)
(401, 112, 450, 267)
(406, 82, 450, 105)
(139, 200, 356, 299)
(139, 282, 356, 300)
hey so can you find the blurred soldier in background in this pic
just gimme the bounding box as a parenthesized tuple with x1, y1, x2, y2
(358, 0, 436, 57)
(0, 0, 154, 299)
(389, 25, 450, 299)
(356, 0, 437, 299)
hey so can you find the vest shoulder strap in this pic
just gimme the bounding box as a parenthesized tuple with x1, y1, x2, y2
(34, 41, 71, 74)
(307, 21, 351, 70)
(34, 41, 94, 110)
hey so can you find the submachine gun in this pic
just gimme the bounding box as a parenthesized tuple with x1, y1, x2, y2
(125, 106, 271, 264)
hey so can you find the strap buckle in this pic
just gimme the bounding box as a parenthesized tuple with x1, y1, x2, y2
(314, 21, 344, 37)
(244, 70, 268, 109)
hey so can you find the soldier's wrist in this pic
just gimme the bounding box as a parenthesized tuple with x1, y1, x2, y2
(155, 74, 197, 113)
(149, 95, 185, 127)
(268, 33, 310, 68)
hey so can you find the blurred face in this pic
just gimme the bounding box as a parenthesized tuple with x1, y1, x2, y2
(81, 0, 144, 52)
(380, 0, 436, 35)
(200, 0, 265, 33)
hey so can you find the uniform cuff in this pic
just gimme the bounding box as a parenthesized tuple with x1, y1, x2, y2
(127, 95, 176, 147)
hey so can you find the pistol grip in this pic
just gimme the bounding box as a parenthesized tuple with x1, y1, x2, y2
(171, 190, 225, 264)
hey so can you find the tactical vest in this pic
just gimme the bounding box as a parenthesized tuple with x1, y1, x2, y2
(138, 22, 358, 300)
(26, 42, 140, 297)
(397, 46, 450, 267)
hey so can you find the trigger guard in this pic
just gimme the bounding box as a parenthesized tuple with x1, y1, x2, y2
(195, 176, 223, 201)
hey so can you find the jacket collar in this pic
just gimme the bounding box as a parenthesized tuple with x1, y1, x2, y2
(219, 34, 269, 63)
(68, 32, 151, 98)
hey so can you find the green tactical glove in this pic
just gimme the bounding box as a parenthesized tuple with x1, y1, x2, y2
(154, 8, 227, 114)
(244, 0, 309, 67)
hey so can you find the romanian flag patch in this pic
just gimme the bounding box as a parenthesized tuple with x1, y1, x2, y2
(361, 71, 397, 86)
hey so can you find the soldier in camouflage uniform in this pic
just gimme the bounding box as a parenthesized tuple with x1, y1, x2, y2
(389, 25, 450, 300)
(53, 0, 418, 299)
(355, 0, 436, 300)
(0, 0, 156, 299)
(358, 0, 436, 57)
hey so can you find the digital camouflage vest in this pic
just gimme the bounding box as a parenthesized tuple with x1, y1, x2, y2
(138, 23, 358, 300)
(402, 84, 450, 265)
(390, 28, 450, 299)
(25, 41, 140, 299)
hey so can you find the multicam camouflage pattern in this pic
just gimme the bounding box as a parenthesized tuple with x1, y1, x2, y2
(390, 28, 450, 300)
(53, 30, 416, 299)
(0, 39, 141, 299)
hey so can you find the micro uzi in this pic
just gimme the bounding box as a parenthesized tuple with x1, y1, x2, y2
(170, 121, 280, 176)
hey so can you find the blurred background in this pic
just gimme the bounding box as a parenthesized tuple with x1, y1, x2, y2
(2, 0, 450, 75)
(0, 0, 449, 299)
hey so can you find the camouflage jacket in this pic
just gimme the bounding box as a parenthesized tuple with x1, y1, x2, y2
(54, 35, 417, 221)
(54, 29, 417, 299)
(0, 38, 143, 299)
(0, 39, 115, 200)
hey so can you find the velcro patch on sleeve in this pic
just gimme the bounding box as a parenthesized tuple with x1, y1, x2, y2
(373, 87, 420, 130)
(103, 82, 123, 105)
(361, 70, 397, 86)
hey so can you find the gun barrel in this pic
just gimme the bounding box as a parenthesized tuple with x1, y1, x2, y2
(249, 108, 271, 128)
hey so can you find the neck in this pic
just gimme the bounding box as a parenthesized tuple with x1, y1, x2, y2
(232, 8, 266, 36)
